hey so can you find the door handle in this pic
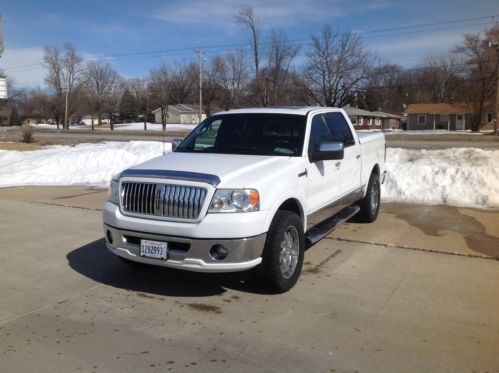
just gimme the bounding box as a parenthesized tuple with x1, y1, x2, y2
(356, 154, 361, 159)
(335, 161, 341, 167)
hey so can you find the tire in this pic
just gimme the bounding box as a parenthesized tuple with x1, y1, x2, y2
(256, 210, 305, 293)
(356, 172, 381, 223)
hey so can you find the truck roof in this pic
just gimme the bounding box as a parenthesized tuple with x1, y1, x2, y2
(212, 107, 345, 116)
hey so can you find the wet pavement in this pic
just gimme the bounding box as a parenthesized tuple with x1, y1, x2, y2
(0, 188, 498, 372)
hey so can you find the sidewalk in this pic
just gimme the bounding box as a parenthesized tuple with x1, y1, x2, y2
(1, 186, 497, 259)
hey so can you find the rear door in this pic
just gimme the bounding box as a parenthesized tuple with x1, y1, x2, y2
(324, 112, 362, 195)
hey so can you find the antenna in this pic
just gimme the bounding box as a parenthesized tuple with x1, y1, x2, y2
(0, 15, 4, 58)
(162, 109, 166, 155)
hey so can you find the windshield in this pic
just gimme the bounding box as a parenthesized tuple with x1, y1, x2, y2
(175, 113, 307, 156)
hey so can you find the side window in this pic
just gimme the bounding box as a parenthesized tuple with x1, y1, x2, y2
(324, 112, 355, 147)
(308, 114, 331, 155)
(194, 119, 221, 148)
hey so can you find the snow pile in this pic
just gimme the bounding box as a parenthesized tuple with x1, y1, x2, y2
(382, 148, 499, 209)
(0, 142, 498, 209)
(0, 141, 168, 188)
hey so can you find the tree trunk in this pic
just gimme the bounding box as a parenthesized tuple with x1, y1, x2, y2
(144, 98, 148, 131)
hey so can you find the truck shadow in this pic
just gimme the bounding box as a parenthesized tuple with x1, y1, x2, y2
(66, 238, 270, 297)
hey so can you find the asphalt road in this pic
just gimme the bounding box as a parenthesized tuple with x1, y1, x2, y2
(2, 126, 499, 149)
(1, 192, 498, 372)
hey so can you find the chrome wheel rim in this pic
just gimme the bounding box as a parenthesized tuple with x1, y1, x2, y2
(370, 180, 379, 214)
(279, 226, 300, 279)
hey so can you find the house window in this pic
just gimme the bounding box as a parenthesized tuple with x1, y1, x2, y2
(418, 114, 426, 125)
(487, 113, 493, 123)
(368, 118, 373, 126)
(350, 116, 357, 125)
(375, 118, 381, 126)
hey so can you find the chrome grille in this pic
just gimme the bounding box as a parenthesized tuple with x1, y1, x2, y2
(121, 182, 207, 219)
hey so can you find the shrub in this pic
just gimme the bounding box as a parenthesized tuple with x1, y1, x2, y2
(21, 127, 34, 143)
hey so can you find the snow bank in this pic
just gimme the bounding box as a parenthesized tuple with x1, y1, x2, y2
(382, 148, 499, 209)
(0, 141, 168, 188)
(0, 142, 498, 209)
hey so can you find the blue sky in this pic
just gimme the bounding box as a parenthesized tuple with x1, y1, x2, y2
(1, 0, 498, 88)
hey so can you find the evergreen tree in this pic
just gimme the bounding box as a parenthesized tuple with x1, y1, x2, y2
(119, 88, 137, 123)
(9, 107, 22, 126)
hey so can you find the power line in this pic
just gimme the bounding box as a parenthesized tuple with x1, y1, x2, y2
(2, 14, 498, 73)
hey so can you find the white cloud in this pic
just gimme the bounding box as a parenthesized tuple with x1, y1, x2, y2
(0, 47, 45, 88)
(371, 33, 462, 54)
(153, 0, 346, 29)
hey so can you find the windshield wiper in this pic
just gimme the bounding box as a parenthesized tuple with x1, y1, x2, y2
(214, 147, 274, 155)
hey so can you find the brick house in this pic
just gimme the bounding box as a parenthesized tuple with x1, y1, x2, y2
(342, 106, 401, 130)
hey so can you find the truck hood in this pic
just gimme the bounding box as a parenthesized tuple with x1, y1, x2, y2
(129, 152, 299, 188)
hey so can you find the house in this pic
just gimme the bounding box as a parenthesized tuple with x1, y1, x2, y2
(342, 106, 400, 130)
(373, 111, 402, 130)
(405, 103, 495, 131)
(70, 114, 111, 126)
(152, 104, 206, 124)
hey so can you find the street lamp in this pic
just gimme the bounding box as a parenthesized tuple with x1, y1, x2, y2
(489, 39, 499, 135)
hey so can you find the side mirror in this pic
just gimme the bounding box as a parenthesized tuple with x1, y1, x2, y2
(310, 141, 344, 162)
(172, 138, 183, 151)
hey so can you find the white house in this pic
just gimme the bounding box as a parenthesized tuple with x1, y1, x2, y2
(152, 104, 206, 124)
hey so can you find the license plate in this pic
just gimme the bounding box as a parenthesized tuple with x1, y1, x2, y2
(140, 239, 168, 260)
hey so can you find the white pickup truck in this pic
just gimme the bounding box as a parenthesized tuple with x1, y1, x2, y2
(103, 107, 386, 292)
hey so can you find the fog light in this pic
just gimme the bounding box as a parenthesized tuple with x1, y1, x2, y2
(106, 230, 114, 245)
(210, 245, 228, 260)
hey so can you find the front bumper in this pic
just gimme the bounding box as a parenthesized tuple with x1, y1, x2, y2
(104, 223, 266, 273)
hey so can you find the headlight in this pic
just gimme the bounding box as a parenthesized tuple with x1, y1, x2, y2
(108, 179, 120, 205)
(209, 189, 259, 213)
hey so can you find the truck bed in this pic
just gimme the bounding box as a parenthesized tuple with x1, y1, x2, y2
(356, 131, 385, 144)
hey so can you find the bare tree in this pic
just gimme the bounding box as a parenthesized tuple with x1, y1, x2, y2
(43, 43, 84, 129)
(304, 24, 373, 107)
(416, 54, 464, 104)
(262, 30, 300, 106)
(84, 61, 120, 129)
(235, 6, 262, 105)
(128, 78, 150, 130)
(218, 49, 248, 110)
(168, 62, 197, 105)
(360, 63, 405, 112)
(454, 26, 499, 131)
(106, 79, 124, 130)
(202, 56, 223, 116)
(149, 63, 171, 130)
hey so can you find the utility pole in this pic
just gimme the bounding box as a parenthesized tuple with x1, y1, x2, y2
(198, 48, 204, 124)
(490, 39, 499, 135)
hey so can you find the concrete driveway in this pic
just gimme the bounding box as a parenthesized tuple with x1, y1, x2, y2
(1, 188, 498, 372)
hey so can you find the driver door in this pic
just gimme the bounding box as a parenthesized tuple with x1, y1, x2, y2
(306, 114, 343, 226)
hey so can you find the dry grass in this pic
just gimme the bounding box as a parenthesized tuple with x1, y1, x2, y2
(0, 142, 45, 151)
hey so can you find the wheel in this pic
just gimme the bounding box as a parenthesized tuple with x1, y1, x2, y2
(256, 210, 305, 293)
(356, 172, 380, 223)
